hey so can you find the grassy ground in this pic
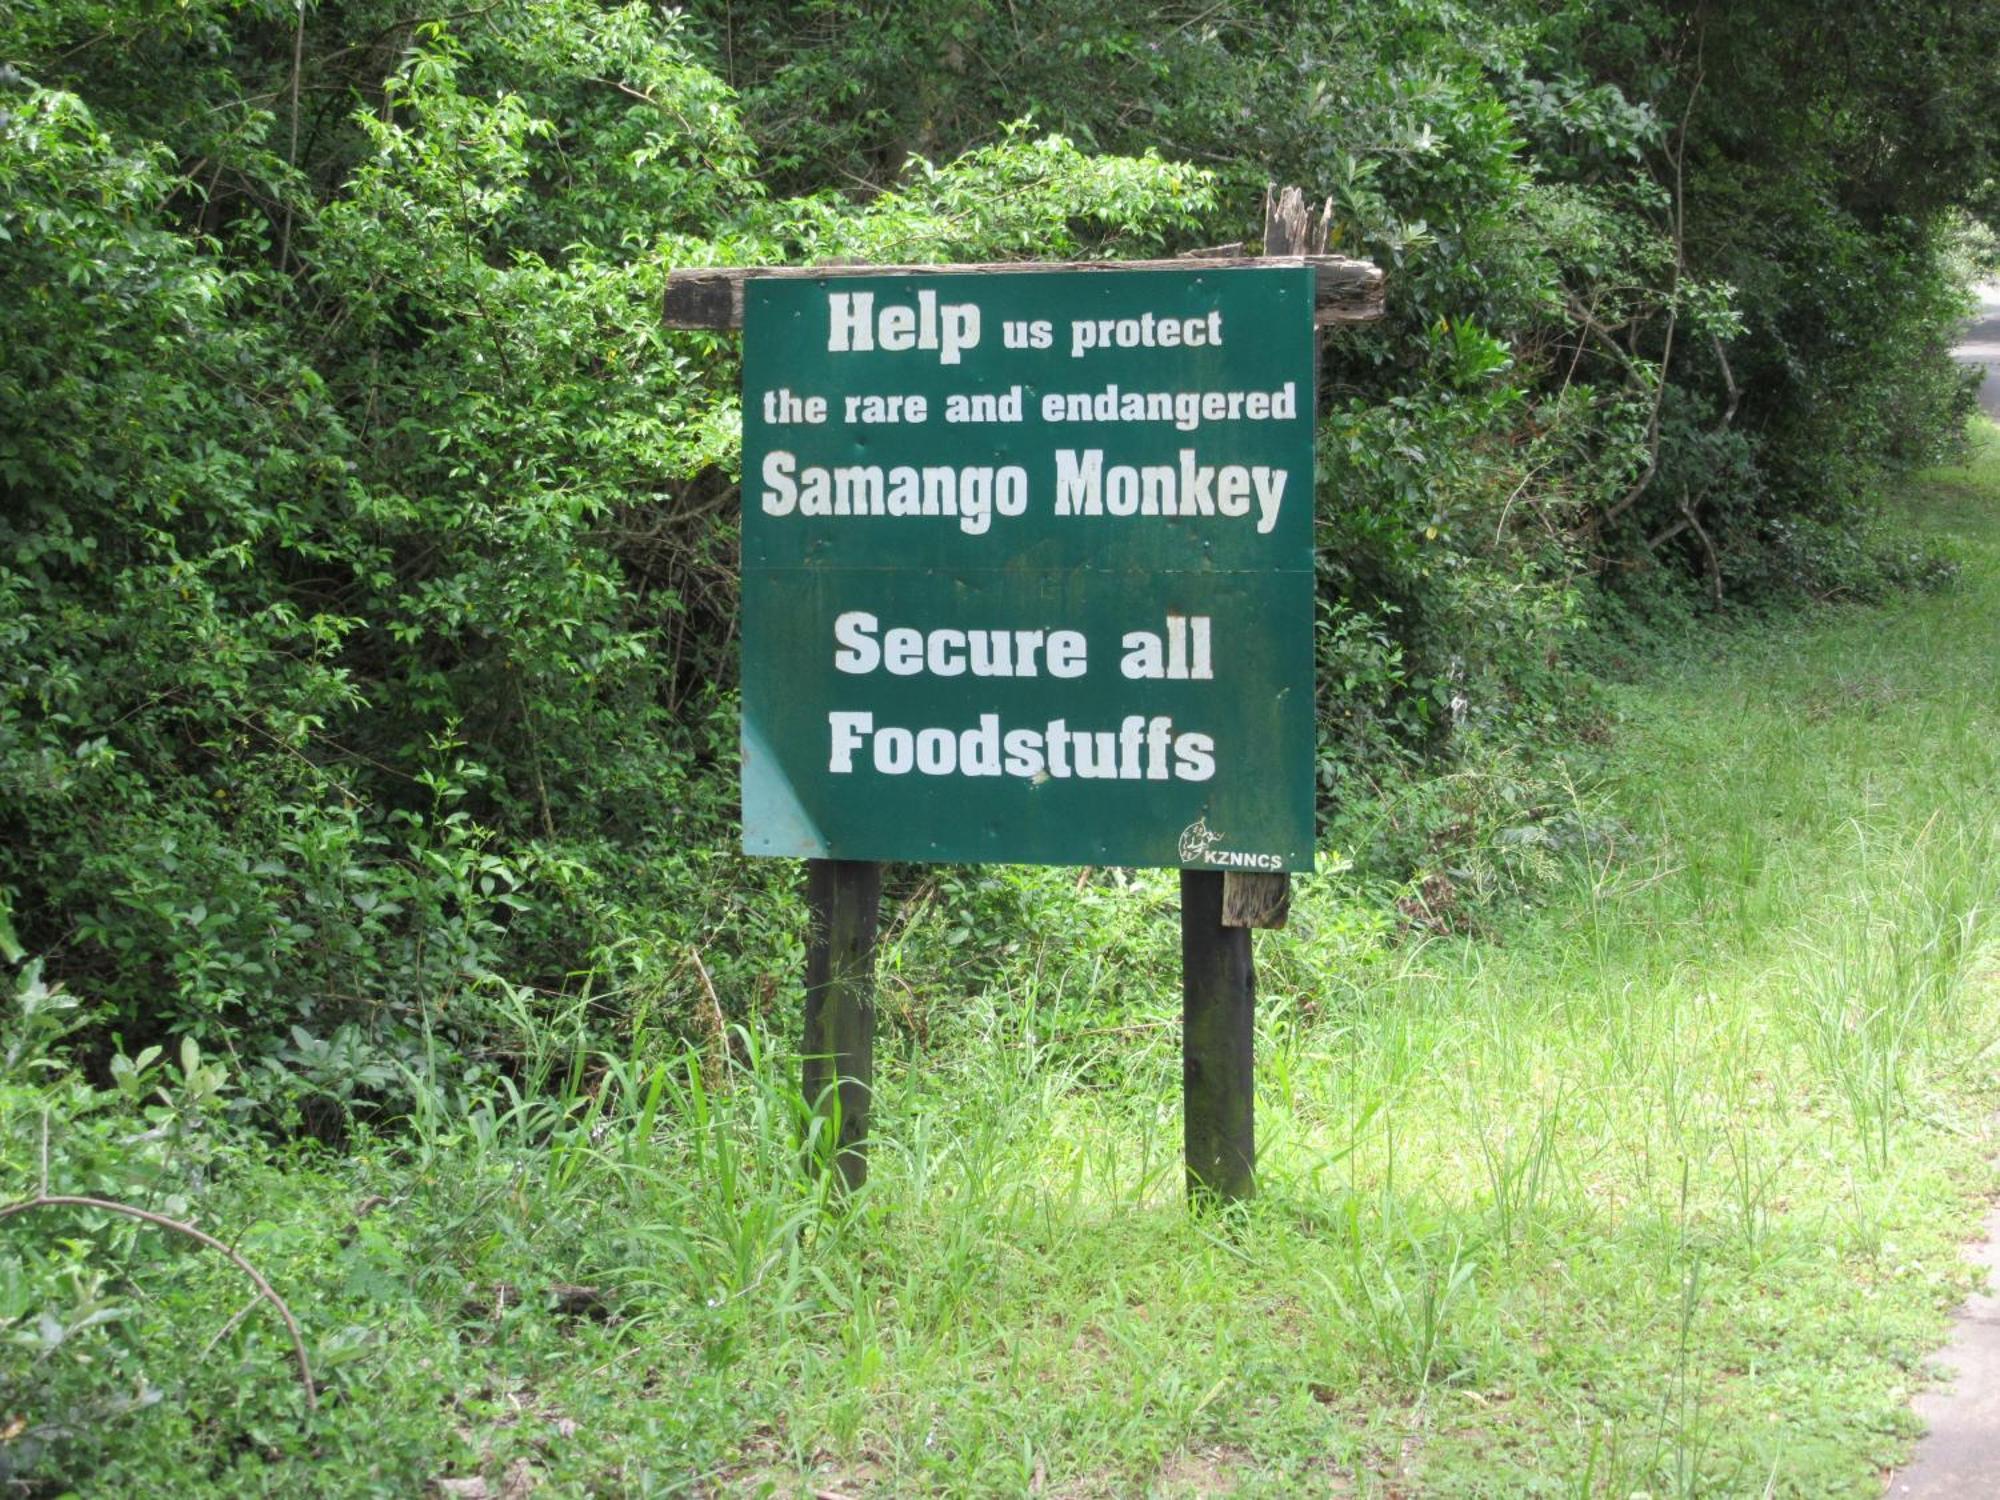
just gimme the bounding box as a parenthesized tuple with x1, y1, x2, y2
(6, 425, 2000, 1496)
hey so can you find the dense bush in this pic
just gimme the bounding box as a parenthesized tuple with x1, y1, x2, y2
(3, 0, 1995, 1093)
(0, 2, 1221, 1106)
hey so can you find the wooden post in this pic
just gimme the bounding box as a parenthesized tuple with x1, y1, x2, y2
(1176, 186, 1328, 1206)
(803, 858, 881, 1189)
(1181, 869, 1257, 1203)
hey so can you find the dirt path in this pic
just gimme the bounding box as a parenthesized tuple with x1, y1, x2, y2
(1891, 1195, 2000, 1496)
(1956, 280, 2000, 418)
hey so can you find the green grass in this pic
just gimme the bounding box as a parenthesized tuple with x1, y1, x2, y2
(7, 425, 2000, 1495)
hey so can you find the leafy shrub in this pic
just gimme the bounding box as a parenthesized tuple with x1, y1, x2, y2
(1, 3, 1219, 1093)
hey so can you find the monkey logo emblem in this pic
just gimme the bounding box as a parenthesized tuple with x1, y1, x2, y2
(1178, 817, 1224, 865)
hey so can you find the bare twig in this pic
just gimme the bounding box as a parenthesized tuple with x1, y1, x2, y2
(1682, 491, 1725, 605)
(1604, 33, 1706, 528)
(512, 675, 558, 841)
(0, 1194, 318, 1414)
(278, 0, 305, 274)
(688, 944, 729, 1080)
(1713, 332, 1740, 428)
(1061, 1020, 1177, 1039)
(1556, 285, 1603, 401)
(585, 77, 731, 177)
(1644, 516, 1693, 551)
(200, 1294, 263, 1358)
(1493, 457, 1562, 546)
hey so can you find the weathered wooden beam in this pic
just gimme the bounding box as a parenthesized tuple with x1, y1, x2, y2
(802, 858, 881, 1190)
(1181, 870, 1257, 1204)
(1262, 183, 1334, 258)
(664, 254, 1386, 330)
(1221, 873, 1292, 930)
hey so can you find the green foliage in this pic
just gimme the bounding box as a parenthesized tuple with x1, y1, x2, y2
(3, 1, 1999, 1478)
(0, 0, 1991, 1069)
(0, 4, 1211, 1093)
(5, 433, 2000, 1487)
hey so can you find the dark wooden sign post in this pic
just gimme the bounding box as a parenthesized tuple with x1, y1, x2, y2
(665, 189, 1384, 1203)
(800, 858, 880, 1187)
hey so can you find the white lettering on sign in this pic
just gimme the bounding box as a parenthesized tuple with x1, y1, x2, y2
(760, 451, 1028, 535)
(1068, 310, 1223, 358)
(1118, 615, 1212, 680)
(944, 386, 1023, 423)
(827, 290, 982, 365)
(762, 387, 827, 424)
(1037, 381, 1295, 432)
(842, 392, 928, 424)
(1053, 449, 1289, 534)
(826, 710, 1214, 782)
(1178, 818, 1283, 870)
(831, 612, 1087, 679)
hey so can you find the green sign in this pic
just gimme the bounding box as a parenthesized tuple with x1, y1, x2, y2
(740, 266, 1317, 871)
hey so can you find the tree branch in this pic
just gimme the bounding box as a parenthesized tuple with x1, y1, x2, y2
(0, 1194, 318, 1415)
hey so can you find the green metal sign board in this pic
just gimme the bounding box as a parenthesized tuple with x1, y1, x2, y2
(740, 266, 1317, 871)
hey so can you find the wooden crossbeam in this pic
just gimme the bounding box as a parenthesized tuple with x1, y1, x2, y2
(664, 254, 1386, 331)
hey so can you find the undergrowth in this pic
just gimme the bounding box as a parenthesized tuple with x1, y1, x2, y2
(4, 424, 1998, 1494)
